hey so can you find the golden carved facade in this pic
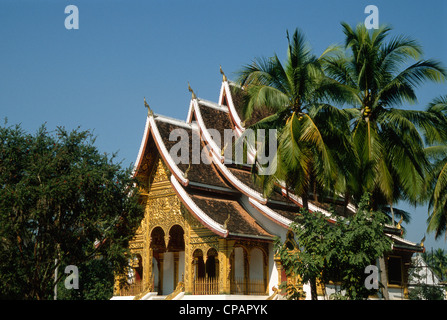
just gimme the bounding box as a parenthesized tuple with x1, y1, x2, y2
(120, 155, 271, 297)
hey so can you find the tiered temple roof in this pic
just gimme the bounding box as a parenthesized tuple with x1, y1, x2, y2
(132, 75, 424, 253)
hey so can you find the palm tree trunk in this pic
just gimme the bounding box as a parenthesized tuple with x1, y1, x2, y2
(378, 256, 389, 300)
(310, 277, 318, 300)
(343, 191, 350, 215)
(302, 193, 309, 212)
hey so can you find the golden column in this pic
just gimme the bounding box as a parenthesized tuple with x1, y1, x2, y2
(218, 238, 235, 294)
(143, 247, 153, 291)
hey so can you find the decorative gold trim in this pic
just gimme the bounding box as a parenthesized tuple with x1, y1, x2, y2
(220, 65, 227, 82)
(144, 97, 153, 116)
(188, 82, 197, 100)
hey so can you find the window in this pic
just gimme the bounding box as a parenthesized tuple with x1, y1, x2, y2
(388, 256, 402, 286)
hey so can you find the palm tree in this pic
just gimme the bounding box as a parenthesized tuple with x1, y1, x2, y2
(236, 28, 353, 301)
(321, 23, 446, 301)
(237, 28, 353, 211)
(422, 248, 447, 281)
(322, 22, 447, 211)
(424, 95, 447, 239)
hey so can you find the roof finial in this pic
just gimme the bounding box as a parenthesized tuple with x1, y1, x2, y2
(223, 214, 230, 229)
(396, 215, 404, 229)
(220, 65, 227, 82)
(144, 97, 153, 116)
(188, 82, 197, 100)
(419, 234, 426, 247)
(183, 162, 191, 179)
(221, 142, 228, 156)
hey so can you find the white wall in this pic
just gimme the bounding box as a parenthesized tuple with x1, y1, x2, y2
(234, 247, 245, 279)
(179, 251, 185, 282)
(238, 195, 289, 242)
(249, 248, 264, 280)
(163, 252, 174, 295)
(267, 243, 278, 295)
(152, 257, 159, 292)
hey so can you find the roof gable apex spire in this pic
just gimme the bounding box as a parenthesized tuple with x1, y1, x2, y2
(188, 82, 197, 100)
(144, 97, 154, 117)
(220, 65, 227, 82)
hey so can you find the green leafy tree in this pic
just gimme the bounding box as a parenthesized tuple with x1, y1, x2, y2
(56, 258, 115, 300)
(0, 123, 144, 299)
(275, 193, 392, 300)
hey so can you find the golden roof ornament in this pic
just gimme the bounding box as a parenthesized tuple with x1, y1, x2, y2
(223, 214, 230, 229)
(220, 65, 227, 82)
(396, 215, 404, 230)
(419, 234, 426, 247)
(144, 97, 153, 116)
(221, 143, 228, 156)
(188, 82, 197, 100)
(183, 162, 191, 179)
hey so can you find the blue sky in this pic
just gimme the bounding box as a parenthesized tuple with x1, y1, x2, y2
(1, 0, 446, 251)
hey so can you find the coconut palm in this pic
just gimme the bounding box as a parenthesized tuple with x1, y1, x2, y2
(422, 248, 447, 281)
(424, 95, 447, 239)
(237, 28, 354, 211)
(322, 23, 447, 210)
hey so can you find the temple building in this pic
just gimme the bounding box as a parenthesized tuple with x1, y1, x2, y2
(113, 70, 425, 300)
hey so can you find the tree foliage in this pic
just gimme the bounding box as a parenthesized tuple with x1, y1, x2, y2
(275, 193, 392, 300)
(236, 28, 355, 210)
(322, 23, 447, 209)
(0, 123, 144, 299)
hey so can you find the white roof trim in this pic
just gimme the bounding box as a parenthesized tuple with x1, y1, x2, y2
(248, 198, 292, 228)
(170, 175, 229, 237)
(132, 116, 151, 176)
(280, 188, 337, 223)
(148, 115, 189, 186)
(222, 81, 245, 133)
(193, 99, 224, 162)
(192, 97, 267, 203)
(388, 234, 421, 248)
(220, 81, 256, 163)
(186, 99, 195, 124)
(154, 114, 192, 129)
(198, 98, 229, 113)
(203, 136, 268, 204)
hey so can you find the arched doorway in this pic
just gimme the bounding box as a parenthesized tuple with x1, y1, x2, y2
(191, 248, 219, 295)
(150, 225, 186, 295)
(249, 248, 267, 295)
(230, 245, 268, 295)
(193, 249, 205, 279)
(168, 225, 185, 292)
(205, 248, 219, 279)
(150, 227, 166, 293)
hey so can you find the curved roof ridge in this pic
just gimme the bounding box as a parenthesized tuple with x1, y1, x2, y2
(192, 99, 224, 162)
(248, 198, 292, 228)
(148, 114, 189, 186)
(193, 99, 268, 204)
(197, 98, 229, 113)
(133, 116, 151, 177)
(153, 113, 192, 129)
(170, 175, 229, 238)
(219, 80, 245, 135)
